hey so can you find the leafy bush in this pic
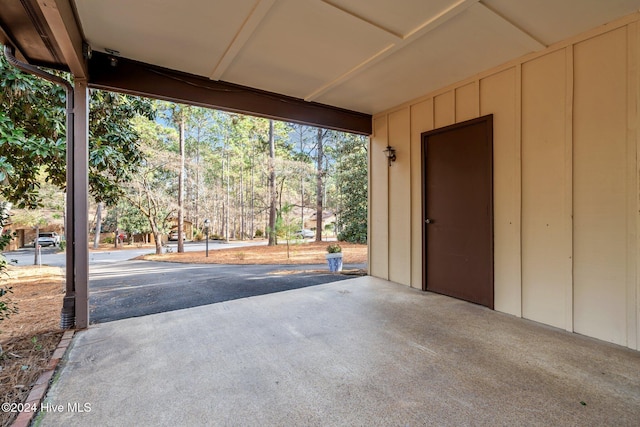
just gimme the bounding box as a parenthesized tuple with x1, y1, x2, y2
(193, 232, 203, 241)
(103, 236, 114, 244)
(335, 134, 368, 244)
(0, 286, 17, 321)
(254, 229, 263, 237)
(0, 202, 18, 321)
(326, 244, 342, 254)
(338, 224, 367, 244)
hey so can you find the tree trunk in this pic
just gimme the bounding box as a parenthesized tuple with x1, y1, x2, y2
(225, 154, 230, 241)
(250, 140, 255, 239)
(93, 202, 103, 249)
(268, 120, 277, 246)
(33, 225, 40, 265)
(177, 115, 185, 253)
(240, 160, 245, 240)
(153, 230, 163, 254)
(315, 128, 324, 242)
(300, 132, 305, 231)
(114, 206, 119, 248)
(195, 127, 200, 231)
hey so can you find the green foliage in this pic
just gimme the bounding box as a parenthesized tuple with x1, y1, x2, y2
(88, 91, 155, 205)
(1, 45, 367, 249)
(326, 244, 342, 253)
(0, 52, 66, 208)
(0, 46, 154, 208)
(275, 203, 299, 239)
(0, 201, 18, 321)
(31, 336, 42, 351)
(104, 202, 151, 235)
(335, 134, 368, 244)
(123, 115, 178, 253)
(0, 286, 17, 321)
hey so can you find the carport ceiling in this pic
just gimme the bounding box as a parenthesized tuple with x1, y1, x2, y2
(3, 0, 640, 129)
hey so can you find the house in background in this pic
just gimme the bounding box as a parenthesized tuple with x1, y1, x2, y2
(167, 218, 194, 241)
(1, 0, 640, 348)
(5, 208, 65, 250)
(306, 210, 337, 235)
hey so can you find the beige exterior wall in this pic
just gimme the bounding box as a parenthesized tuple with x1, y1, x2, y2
(370, 13, 640, 350)
(369, 117, 389, 279)
(387, 109, 411, 286)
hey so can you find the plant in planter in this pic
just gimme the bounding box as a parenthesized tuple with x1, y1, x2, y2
(325, 244, 343, 272)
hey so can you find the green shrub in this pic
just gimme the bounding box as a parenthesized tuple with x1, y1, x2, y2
(0, 202, 18, 321)
(254, 229, 263, 237)
(338, 226, 367, 244)
(326, 244, 342, 253)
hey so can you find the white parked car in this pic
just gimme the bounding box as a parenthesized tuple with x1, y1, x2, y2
(37, 232, 61, 247)
(295, 229, 315, 239)
(168, 230, 186, 241)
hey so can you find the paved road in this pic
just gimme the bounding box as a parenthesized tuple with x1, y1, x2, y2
(3, 240, 268, 267)
(89, 260, 365, 324)
(5, 239, 363, 325)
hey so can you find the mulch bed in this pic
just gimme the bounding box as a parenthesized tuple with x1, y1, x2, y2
(0, 266, 65, 427)
(139, 241, 368, 265)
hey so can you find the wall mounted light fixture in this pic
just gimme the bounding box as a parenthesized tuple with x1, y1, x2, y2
(384, 145, 397, 166)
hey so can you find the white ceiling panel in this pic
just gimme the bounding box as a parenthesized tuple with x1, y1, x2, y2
(483, 0, 640, 46)
(323, 0, 463, 38)
(75, 0, 258, 77)
(218, 0, 396, 99)
(73, 0, 640, 117)
(316, 3, 542, 113)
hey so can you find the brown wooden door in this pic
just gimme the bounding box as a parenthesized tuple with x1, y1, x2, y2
(422, 115, 494, 309)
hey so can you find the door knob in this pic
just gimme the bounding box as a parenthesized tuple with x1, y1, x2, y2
(425, 218, 434, 224)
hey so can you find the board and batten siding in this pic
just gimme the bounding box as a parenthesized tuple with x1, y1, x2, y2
(369, 13, 640, 350)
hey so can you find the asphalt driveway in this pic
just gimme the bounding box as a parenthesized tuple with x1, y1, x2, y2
(89, 260, 364, 323)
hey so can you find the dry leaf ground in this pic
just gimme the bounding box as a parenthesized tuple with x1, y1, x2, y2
(0, 266, 64, 427)
(141, 241, 368, 265)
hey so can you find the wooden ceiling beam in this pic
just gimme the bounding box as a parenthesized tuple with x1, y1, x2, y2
(88, 52, 372, 135)
(36, 0, 87, 78)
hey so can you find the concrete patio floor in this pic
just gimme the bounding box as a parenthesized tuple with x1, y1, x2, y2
(38, 276, 640, 426)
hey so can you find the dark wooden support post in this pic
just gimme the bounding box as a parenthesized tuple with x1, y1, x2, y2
(73, 78, 89, 329)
